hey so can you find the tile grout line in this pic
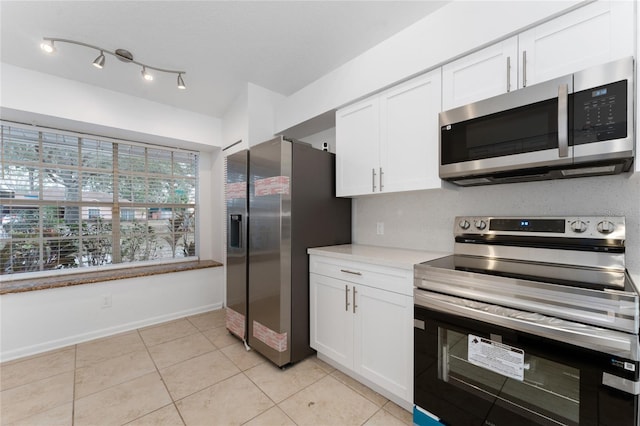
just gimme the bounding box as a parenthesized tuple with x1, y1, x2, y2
(71, 347, 157, 402)
(131, 313, 227, 425)
(0, 346, 79, 424)
(141, 318, 243, 425)
(0, 346, 75, 392)
(240, 356, 342, 426)
(360, 407, 385, 426)
(326, 367, 412, 425)
(238, 361, 300, 426)
(136, 327, 188, 426)
(139, 319, 202, 348)
(270, 357, 340, 426)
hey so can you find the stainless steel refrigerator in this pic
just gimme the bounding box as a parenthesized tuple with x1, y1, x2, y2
(225, 136, 351, 367)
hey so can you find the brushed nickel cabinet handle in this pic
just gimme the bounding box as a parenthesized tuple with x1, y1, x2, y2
(379, 167, 384, 191)
(353, 286, 357, 313)
(372, 168, 377, 192)
(340, 269, 362, 276)
(345, 285, 350, 311)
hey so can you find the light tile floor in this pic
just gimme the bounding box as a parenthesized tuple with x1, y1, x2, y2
(0, 309, 412, 426)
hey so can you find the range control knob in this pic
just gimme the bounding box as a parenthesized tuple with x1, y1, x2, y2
(597, 220, 615, 234)
(459, 219, 471, 230)
(474, 220, 487, 230)
(570, 220, 587, 233)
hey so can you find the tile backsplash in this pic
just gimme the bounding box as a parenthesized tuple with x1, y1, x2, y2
(353, 173, 640, 274)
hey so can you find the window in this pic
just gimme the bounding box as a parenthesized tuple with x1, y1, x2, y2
(0, 123, 198, 276)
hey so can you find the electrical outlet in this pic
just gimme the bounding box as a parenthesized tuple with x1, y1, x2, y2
(101, 294, 112, 309)
(376, 222, 384, 235)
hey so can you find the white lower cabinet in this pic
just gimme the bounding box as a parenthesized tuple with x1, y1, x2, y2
(309, 255, 413, 408)
(353, 284, 413, 401)
(310, 273, 354, 367)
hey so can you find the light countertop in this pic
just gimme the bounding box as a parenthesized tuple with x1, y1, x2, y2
(308, 244, 449, 270)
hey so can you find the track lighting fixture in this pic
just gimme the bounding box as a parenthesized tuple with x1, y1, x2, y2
(141, 66, 153, 81)
(92, 51, 105, 69)
(40, 37, 186, 89)
(40, 40, 55, 53)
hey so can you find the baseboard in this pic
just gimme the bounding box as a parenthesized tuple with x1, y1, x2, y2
(0, 302, 223, 362)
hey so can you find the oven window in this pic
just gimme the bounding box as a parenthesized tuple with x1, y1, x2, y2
(440, 328, 580, 425)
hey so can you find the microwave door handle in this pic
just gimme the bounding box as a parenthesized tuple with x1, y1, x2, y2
(558, 83, 569, 158)
(506, 56, 511, 92)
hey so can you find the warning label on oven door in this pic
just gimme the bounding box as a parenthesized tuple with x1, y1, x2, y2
(467, 335, 525, 381)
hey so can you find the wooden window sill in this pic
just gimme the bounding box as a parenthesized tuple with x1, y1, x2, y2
(0, 260, 223, 295)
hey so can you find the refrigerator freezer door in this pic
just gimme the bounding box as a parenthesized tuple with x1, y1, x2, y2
(225, 150, 249, 341)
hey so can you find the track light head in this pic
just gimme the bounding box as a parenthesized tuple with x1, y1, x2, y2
(177, 73, 186, 90)
(40, 40, 55, 53)
(41, 37, 186, 89)
(141, 66, 153, 81)
(93, 51, 105, 69)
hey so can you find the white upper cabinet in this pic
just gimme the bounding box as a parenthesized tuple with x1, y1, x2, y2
(379, 70, 442, 193)
(336, 68, 442, 197)
(442, 37, 518, 111)
(519, 0, 634, 88)
(442, 1, 634, 111)
(336, 99, 380, 196)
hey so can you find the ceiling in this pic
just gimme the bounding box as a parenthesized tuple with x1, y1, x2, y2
(0, 1, 448, 119)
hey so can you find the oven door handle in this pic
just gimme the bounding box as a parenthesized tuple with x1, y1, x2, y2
(415, 291, 637, 360)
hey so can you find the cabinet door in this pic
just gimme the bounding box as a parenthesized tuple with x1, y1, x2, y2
(519, 1, 634, 87)
(310, 274, 353, 369)
(336, 98, 380, 197)
(442, 37, 518, 110)
(379, 69, 443, 193)
(353, 285, 413, 402)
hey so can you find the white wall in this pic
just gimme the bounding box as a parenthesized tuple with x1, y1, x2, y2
(247, 83, 285, 146)
(353, 173, 640, 275)
(1, 63, 221, 150)
(275, 0, 581, 135)
(220, 83, 285, 154)
(0, 267, 224, 361)
(0, 62, 226, 362)
(222, 85, 249, 153)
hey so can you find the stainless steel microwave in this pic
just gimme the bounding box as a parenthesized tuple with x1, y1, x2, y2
(439, 57, 634, 186)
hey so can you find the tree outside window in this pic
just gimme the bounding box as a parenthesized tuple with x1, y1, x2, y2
(0, 124, 198, 276)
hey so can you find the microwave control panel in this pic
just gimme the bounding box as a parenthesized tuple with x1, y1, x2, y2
(572, 80, 627, 145)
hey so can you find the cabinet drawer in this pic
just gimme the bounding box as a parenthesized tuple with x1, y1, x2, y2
(309, 255, 413, 296)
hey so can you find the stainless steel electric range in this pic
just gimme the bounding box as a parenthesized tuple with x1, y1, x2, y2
(414, 216, 639, 426)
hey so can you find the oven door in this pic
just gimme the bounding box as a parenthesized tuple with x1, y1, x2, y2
(414, 302, 639, 426)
